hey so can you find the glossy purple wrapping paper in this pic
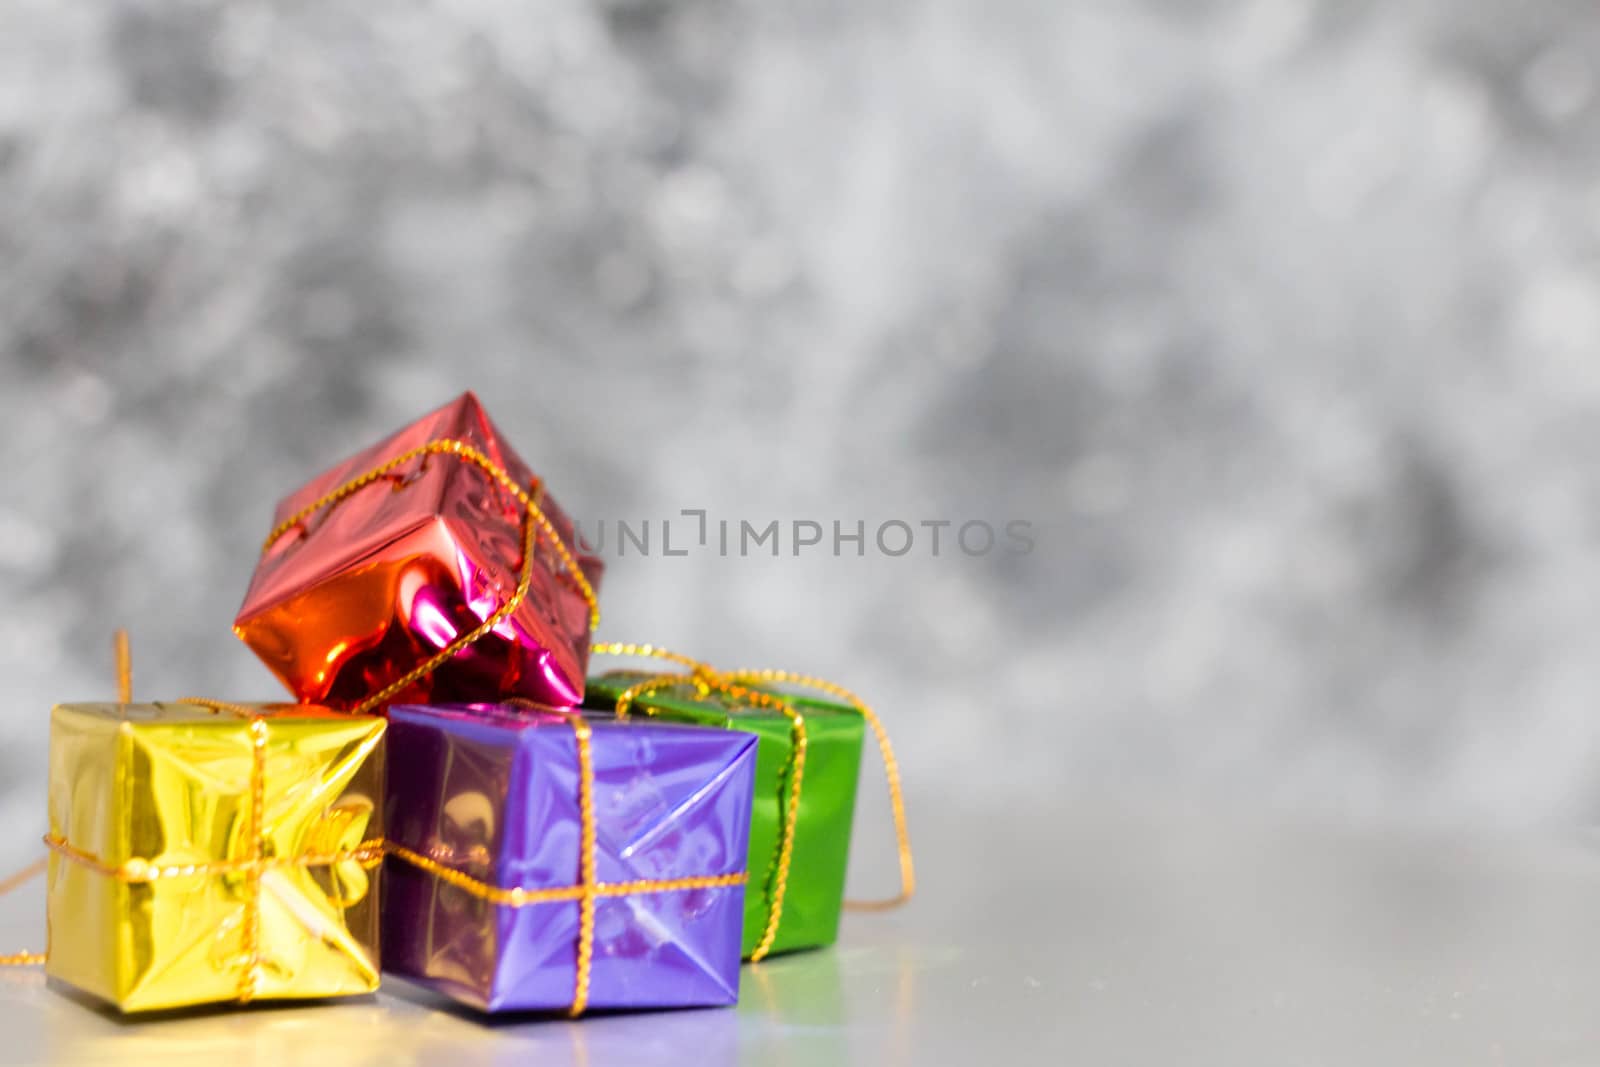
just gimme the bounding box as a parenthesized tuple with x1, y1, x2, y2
(382, 704, 756, 1013)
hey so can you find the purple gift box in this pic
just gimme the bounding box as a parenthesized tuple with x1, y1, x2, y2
(381, 703, 757, 1014)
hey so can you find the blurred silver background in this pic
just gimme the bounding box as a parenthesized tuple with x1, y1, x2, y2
(3, 0, 1600, 866)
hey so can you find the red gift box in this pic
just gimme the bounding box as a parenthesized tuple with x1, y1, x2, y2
(235, 392, 603, 712)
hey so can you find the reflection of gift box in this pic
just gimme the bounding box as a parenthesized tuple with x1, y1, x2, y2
(234, 391, 603, 714)
(381, 703, 756, 1014)
(45, 701, 386, 1013)
(583, 673, 865, 959)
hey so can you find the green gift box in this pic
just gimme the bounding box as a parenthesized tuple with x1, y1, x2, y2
(584, 671, 865, 959)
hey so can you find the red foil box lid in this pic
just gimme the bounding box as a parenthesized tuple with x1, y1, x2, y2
(234, 392, 604, 712)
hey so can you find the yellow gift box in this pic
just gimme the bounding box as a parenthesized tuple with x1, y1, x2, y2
(45, 701, 386, 1013)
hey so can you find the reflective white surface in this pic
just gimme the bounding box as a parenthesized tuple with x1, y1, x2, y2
(5, 799, 1600, 1065)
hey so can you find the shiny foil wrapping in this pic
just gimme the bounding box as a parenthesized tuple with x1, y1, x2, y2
(45, 702, 386, 1013)
(234, 392, 604, 711)
(382, 703, 756, 1013)
(584, 674, 865, 958)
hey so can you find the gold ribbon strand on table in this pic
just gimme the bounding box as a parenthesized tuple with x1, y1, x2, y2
(383, 706, 749, 1017)
(0, 855, 46, 966)
(0, 633, 387, 999)
(590, 642, 917, 962)
(255, 439, 600, 717)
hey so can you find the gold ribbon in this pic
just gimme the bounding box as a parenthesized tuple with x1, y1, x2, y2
(255, 439, 599, 716)
(41, 833, 384, 884)
(0, 856, 46, 966)
(590, 643, 916, 962)
(383, 710, 750, 1017)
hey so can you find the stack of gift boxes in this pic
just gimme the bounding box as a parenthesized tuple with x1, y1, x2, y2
(39, 392, 911, 1016)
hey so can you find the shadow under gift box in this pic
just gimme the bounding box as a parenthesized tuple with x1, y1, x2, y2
(381, 704, 757, 1014)
(234, 391, 604, 712)
(583, 674, 865, 958)
(45, 702, 386, 1013)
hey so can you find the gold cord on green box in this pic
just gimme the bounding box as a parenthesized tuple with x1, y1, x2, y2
(586, 644, 915, 961)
